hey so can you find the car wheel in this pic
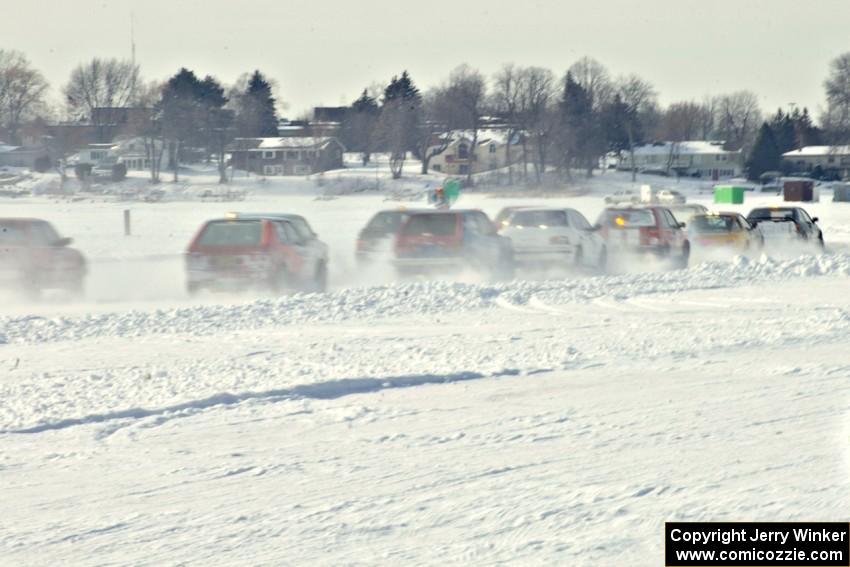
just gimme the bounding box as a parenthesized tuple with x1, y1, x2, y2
(313, 261, 328, 292)
(573, 246, 583, 268)
(270, 266, 290, 295)
(678, 243, 690, 269)
(66, 277, 85, 298)
(597, 247, 608, 274)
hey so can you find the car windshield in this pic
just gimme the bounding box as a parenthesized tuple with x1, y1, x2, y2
(198, 221, 263, 246)
(402, 214, 457, 236)
(0, 222, 27, 244)
(363, 211, 405, 236)
(509, 210, 568, 228)
(289, 217, 315, 240)
(607, 209, 655, 227)
(690, 215, 736, 233)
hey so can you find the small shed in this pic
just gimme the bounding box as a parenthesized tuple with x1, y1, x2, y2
(714, 185, 745, 204)
(783, 179, 814, 202)
(833, 184, 850, 202)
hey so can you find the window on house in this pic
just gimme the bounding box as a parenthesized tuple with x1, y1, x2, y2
(432, 164, 442, 172)
(457, 143, 469, 159)
(286, 150, 299, 160)
(489, 143, 496, 154)
(263, 150, 276, 159)
(828, 157, 835, 164)
(459, 164, 470, 174)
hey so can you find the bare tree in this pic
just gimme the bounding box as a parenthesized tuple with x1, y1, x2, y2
(64, 58, 141, 141)
(0, 50, 49, 144)
(441, 64, 486, 184)
(516, 66, 556, 184)
(567, 56, 613, 111)
(412, 87, 453, 174)
(822, 52, 850, 143)
(714, 91, 762, 151)
(491, 64, 522, 184)
(615, 74, 657, 181)
(127, 81, 166, 183)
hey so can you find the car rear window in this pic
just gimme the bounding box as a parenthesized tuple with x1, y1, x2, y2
(0, 222, 27, 243)
(364, 211, 405, 236)
(607, 209, 655, 227)
(402, 214, 457, 236)
(509, 210, 568, 228)
(198, 221, 263, 246)
(749, 208, 795, 221)
(690, 215, 736, 232)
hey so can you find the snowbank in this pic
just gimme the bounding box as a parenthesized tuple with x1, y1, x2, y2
(3, 253, 849, 345)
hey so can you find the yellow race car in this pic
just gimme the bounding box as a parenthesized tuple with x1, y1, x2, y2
(688, 212, 764, 252)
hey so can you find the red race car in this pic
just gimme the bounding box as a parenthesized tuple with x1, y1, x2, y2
(186, 213, 329, 294)
(596, 206, 690, 268)
(0, 218, 87, 297)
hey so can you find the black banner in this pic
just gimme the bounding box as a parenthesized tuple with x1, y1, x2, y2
(665, 522, 850, 566)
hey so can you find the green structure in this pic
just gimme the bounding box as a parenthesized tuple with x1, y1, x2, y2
(714, 185, 746, 204)
(443, 178, 461, 204)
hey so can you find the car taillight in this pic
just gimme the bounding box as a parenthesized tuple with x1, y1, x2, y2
(395, 236, 413, 254)
(356, 239, 366, 251)
(794, 222, 802, 233)
(640, 227, 660, 246)
(186, 252, 206, 269)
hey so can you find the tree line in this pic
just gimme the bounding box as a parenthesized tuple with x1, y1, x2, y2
(2, 49, 850, 184)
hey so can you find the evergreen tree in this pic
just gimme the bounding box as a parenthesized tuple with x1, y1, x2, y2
(377, 71, 421, 178)
(745, 123, 781, 180)
(793, 108, 823, 147)
(601, 94, 632, 155)
(340, 89, 379, 164)
(769, 109, 797, 154)
(559, 72, 598, 176)
(236, 70, 279, 137)
(158, 68, 205, 181)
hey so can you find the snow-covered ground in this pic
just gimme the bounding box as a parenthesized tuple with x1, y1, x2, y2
(2, 169, 850, 565)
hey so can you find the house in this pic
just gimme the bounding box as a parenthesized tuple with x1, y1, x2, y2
(428, 130, 524, 175)
(782, 146, 850, 179)
(68, 137, 171, 171)
(0, 141, 51, 169)
(618, 141, 742, 179)
(229, 137, 345, 176)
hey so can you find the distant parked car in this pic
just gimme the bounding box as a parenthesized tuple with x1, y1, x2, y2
(186, 212, 329, 294)
(665, 204, 708, 223)
(655, 189, 686, 204)
(639, 168, 670, 177)
(596, 206, 690, 268)
(688, 212, 763, 252)
(745, 206, 823, 249)
(356, 208, 425, 264)
(393, 210, 514, 279)
(604, 189, 640, 205)
(497, 207, 606, 270)
(0, 218, 86, 297)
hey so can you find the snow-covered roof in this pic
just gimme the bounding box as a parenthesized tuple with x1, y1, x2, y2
(436, 129, 519, 147)
(782, 145, 850, 157)
(631, 141, 738, 156)
(0, 144, 20, 153)
(232, 137, 341, 151)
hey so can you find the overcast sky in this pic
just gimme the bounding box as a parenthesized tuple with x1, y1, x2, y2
(8, 0, 850, 119)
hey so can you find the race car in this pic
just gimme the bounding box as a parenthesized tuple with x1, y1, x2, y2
(186, 212, 329, 294)
(356, 208, 425, 265)
(688, 212, 763, 253)
(596, 206, 690, 268)
(665, 203, 709, 224)
(745, 206, 824, 249)
(0, 218, 87, 297)
(393, 210, 514, 279)
(497, 207, 606, 270)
